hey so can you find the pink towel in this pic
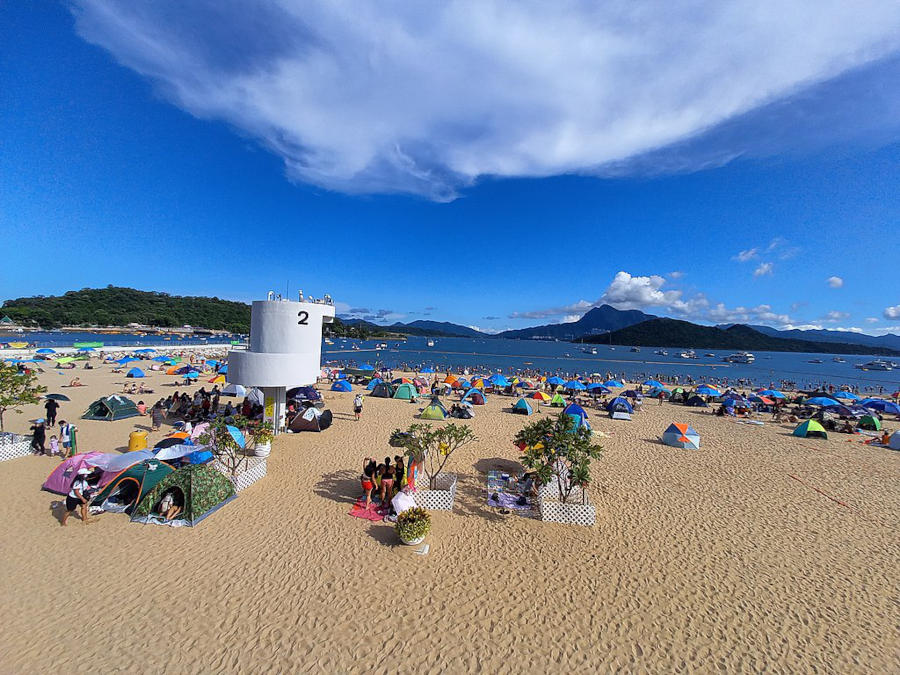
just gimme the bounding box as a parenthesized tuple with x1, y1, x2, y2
(349, 498, 387, 521)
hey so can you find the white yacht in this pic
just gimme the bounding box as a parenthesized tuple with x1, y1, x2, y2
(426, 339, 435, 347)
(723, 352, 755, 364)
(832, 356, 845, 363)
(654, 349, 668, 356)
(854, 360, 893, 371)
(582, 347, 598, 355)
(680, 350, 698, 359)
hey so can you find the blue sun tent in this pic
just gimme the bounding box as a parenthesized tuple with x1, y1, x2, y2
(563, 402, 591, 431)
(331, 380, 352, 392)
(512, 398, 533, 415)
(126, 367, 145, 378)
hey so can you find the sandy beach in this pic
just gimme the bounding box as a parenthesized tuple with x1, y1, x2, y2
(0, 361, 898, 673)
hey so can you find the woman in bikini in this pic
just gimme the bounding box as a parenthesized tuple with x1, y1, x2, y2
(361, 457, 377, 510)
(379, 457, 395, 507)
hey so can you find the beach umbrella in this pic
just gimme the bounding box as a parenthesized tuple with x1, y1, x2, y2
(154, 437, 184, 449)
(861, 399, 900, 414)
(183, 371, 200, 380)
(564, 380, 586, 390)
(152, 356, 171, 362)
(749, 395, 774, 405)
(226, 425, 246, 448)
(833, 391, 859, 401)
(134, 348, 155, 353)
(471, 378, 485, 389)
(55, 357, 75, 364)
(648, 387, 671, 397)
(45, 393, 71, 401)
(547, 376, 565, 386)
(531, 391, 551, 401)
(489, 374, 510, 387)
(35, 348, 56, 354)
(222, 384, 246, 397)
(643, 379, 665, 389)
(696, 384, 720, 396)
(587, 383, 611, 393)
(759, 389, 786, 399)
(806, 396, 840, 407)
(77, 347, 95, 352)
(117, 356, 140, 365)
(153, 442, 198, 461)
(603, 380, 624, 388)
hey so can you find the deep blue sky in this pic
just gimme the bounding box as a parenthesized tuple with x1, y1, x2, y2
(1, 2, 898, 334)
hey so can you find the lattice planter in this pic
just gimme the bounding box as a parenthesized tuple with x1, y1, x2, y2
(213, 456, 267, 492)
(538, 496, 596, 526)
(0, 433, 32, 463)
(538, 481, 584, 503)
(413, 473, 458, 511)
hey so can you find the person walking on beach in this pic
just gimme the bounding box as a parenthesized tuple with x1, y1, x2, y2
(353, 393, 363, 421)
(44, 398, 59, 427)
(61, 468, 94, 526)
(151, 402, 164, 432)
(30, 419, 46, 455)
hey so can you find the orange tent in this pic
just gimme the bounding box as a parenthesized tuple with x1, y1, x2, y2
(443, 374, 458, 384)
(166, 365, 182, 375)
(208, 374, 225, 384)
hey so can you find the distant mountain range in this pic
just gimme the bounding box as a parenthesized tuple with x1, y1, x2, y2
(495, 305, 657, 340)
(581, 318, 900, 356)
(742, 325, 900, 351)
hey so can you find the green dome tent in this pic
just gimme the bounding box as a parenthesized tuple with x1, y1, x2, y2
(549, 393, 566, 407)
(131, 464, 236, 527)
(420, 401, 448, 420)
(82, 395, 140, 421)
(393, 383, 418, 400)
(92, 459, 174, 513)
(370, 382, 396, 398)
(792, 419, 828, 439)
(858, 415, 881, 431)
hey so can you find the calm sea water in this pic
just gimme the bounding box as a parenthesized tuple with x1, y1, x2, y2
(323, 336, 899, 393)
(6, 331, 897, 393)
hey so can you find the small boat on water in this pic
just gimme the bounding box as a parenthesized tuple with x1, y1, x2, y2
(808, 359, 823, 364)
(581, 347, 598, 355)
(630, 347, 640, 353)
(723, 352, 755, 364)
(832, 356, 845, 363)
(854, 360, 894, 371)
(680, 350, 698, 359)
(654, 349, 668, 356)
(704, 353, 716, 358)
(426, 339, 435, 347)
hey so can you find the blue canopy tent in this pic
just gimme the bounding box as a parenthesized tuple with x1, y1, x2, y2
(696, 385, 720, 396)
(807, 396, 840, 407)
(183, 371, 199, 380)
(603, 380, 624, 388)
(759, 389, 786, 399)
(587, 383, 611, 393)
(832, 391, 859, 401)
(643, 379, 665, 389)
(564, 380, 586, 391)
(421, 367, 435, 373)
(358, 363, 375, 371)
(366, 378, 383, 390)
(35, 348, 56, 354)
(135, 348, 156, 354)
(861, 399, 900, 414)
(512, 398, 533, 415)
(331, 380, 353, 392)
(547, 376, 565, 386)
(488, 374, 510, 387)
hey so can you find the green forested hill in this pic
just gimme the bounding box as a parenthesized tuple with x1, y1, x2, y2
(2, 287, 251, 332)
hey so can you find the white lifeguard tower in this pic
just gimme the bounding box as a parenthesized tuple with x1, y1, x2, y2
(227, 291, 335, 435)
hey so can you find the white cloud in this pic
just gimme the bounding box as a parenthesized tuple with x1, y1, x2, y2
(753, 262, 774, 277)
(668, 271, 684, 279)
(822, 310, 850, 321)
(70, 1, 900, 199)
(885, 305, 900, 320)
(827, 276, 844, 288)
(865, 317, 879, 323)
(733, 248, 759, 262)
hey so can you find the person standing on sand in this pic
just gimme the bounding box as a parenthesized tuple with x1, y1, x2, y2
(30, 419, 46, 455)
(59, 421, 75, 458)
(44, 398, 59, 427)
(61, 468, 94, 526)
(151, 402, 164, 432)
(353, 393, 363, 421)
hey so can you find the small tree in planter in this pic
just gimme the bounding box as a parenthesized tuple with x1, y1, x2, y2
(0, 363, 46, 432)
(389, 423, 476, 489)
(250, 421, 274, 457)
(197, 416, 250, 477)
(395, 506, 431, 545)
(515, 413, 602, 505)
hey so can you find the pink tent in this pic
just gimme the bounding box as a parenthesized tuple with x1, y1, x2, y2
(42, 452, 104, 495)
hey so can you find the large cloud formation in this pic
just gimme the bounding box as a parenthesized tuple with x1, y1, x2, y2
(70, 1, 900, 199)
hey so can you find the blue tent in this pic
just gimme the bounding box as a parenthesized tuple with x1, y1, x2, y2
(696, 385, 720, 396)
(564, 380, 586, 390)
(205, 359, 220, 367)
(457, 379, 471, 389)
(833, 391, 859, 401)
(219, 365, 228, 374)
(606, 396, 634, 413)
(77, 347, 95, 352)
(152, 356, 173, 362)
(807, 396, 839, 406)
(358, 363, 375, 371)
(366, 378, 383, 390)
(183, 371, 199, 380)
(759, 389, 786, 399)
(643, 379, 665, 388)
(117, 357, 139, 365)
(461, 388, 486, 405)
(587, 383, 611, 393)
(861, 399, 900, 414)
(603, 380, 624, 388)
(547, 376, 565, 386)
(420, 367, 435, 373)
(563, 403, 589, 421)
(512, 398, 533, 415)
(331, 380, 353, 392)
(36, 348, 56, 354)
(135, 348, 156, 353)
(488, 374, 510, 387)
(126, 367, 145, 378)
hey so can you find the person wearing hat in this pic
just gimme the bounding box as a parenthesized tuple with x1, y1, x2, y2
(61, 467, 95, 526)
(30, 419, 46, 455)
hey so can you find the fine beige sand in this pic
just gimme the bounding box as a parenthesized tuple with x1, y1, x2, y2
(1, 362, 898, 672)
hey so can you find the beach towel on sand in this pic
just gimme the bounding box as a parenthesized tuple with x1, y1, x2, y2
(349, 498, 388, 521)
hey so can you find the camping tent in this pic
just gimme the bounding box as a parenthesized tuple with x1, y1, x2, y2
(370, 382, 396, 398)
(889, 431, 900, 450)
(792, 419, 828, 439)
(661, 423, 701, 449)
(421, 401, 449, 420)
(42, 452, 104, 494)
(81, 396, 140, 421)
(331, 380, 352, 392)
(607, 396, 633, 420)
(287, 386, 320, 402)
(461, 388, 486, 405)
(91, 459, 175, 513)
(861, 399, 900, 415)
(512, 398, 533, 415)
(289, 406, 333, 432)
(549, 393, 566, 407)
(366, 378, 383, 390)
(393, 383, 418, 400)
(126, 367, 145, 378)
(222, 383, 246, 397)
(131, 464, 237, 527)
(858, 415, 882, 431)
(685, 395, 708, 408)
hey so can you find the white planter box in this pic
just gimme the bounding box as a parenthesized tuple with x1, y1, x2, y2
(538, 496, 596, 526)
(0, 433, 32, 463)
(213, 456, 267, 492)
(413, 473, 458, 511)
(538, 481, 584, 503)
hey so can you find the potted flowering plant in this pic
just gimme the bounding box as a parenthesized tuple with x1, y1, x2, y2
(395, 506, 431, 545)
(251, 421, 274, 458)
